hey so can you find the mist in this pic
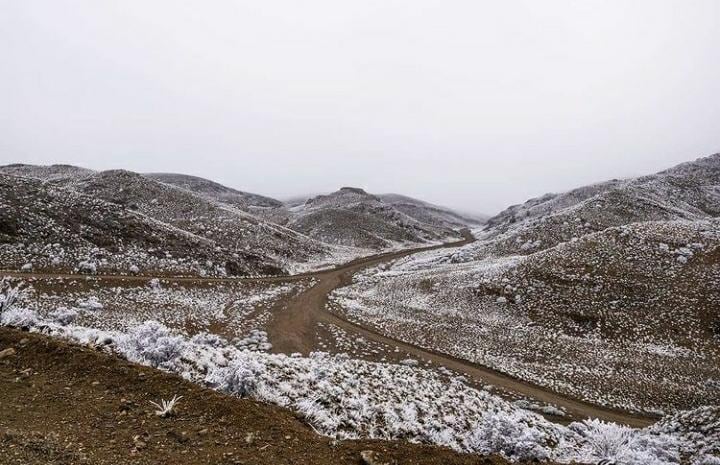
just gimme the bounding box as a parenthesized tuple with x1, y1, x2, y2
(2, 1, 719, 214)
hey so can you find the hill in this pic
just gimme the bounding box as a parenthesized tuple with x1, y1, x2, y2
(286, 187, 467, 249)
(331, 153, 720, 415)
(0, 173, 281, 276)
(146, 172, 283, 210)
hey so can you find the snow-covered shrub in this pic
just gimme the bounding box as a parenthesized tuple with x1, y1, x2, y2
(0, 281, 21, 314)
(205, 357, 265, 397)
(77, 261, 97, 274)
(49, 307, 78, 325)
(117, 321, 185, 368)
(694, 455, 720, 465)
(77, 296, 103, 310)
(190, 332, 228, 348)
(0, 307, 39, 329)
(569, 419, 681, 465)
(466, 410, 555, 461)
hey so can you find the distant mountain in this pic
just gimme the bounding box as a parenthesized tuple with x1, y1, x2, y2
(379, 193, 486, 228)
(62, 169, 332, 271)
(0, 165, 340, 276)
(0, 164, 475, 274)
(285, 187, 468, 249)
(145, 172, 283, 210)
(0, 163, 95, 181)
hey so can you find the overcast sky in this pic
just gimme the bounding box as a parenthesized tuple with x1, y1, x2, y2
(2, 1, 719, 213)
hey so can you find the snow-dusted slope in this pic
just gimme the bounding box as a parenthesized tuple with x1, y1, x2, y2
(0, 167, 370, 275)
(331, 153, 720, 415)
(379, 193, 486, 228)
(0, 163, 95, 181)
(0, 173, 281, 276)
(145, 172, 283, 210)
(484, 153, 720, 256)
(62, 169, 340, 273)
(287, 187, 463, 249)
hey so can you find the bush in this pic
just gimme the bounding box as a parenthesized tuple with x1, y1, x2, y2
(118, 321, 185, 368)
(205, 358, 264, 397)
(50, 307, 79, 325)
(466, 411, 554, 461)
(0, 307, 39, 329)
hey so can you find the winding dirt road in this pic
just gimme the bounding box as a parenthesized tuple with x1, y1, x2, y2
(264, 230, 655, 428)
(6, 231, 655, 427)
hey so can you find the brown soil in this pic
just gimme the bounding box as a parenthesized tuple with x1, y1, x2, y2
(0, 327, 528, 465)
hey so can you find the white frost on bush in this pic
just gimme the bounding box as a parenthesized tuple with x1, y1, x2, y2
(77, 260, 97, 274)
(0, 307, 39, 328)
(77, 296, 104, 310)
(116, 320, 185, 368)
(49, 307, 78, 325)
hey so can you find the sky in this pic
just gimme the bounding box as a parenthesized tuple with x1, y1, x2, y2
(1, 1, 719, 214)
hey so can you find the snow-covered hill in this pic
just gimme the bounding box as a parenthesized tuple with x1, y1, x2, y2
(146, 172, 283, 210)
(287, 187, 467, 249)
(0, 173, 283, 276)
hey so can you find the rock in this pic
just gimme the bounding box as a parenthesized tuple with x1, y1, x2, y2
(244, 432, 254, 445)
(360, 450, 392, 465)
(0, 348, 16, 360)
(132, 434, 147, 451)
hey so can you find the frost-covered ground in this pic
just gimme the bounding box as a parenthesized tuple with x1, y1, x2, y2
(1, 296, 718, 465)
(6, 276, 314, 342)
(331, 220, 720, 414)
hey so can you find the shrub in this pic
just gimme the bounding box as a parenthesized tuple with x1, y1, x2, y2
(0, 307, 39, 329)
(118, 321, 185, 368)
(205, 357, 264, 397)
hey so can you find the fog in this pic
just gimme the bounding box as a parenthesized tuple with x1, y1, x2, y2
(2, 1, 719, 213)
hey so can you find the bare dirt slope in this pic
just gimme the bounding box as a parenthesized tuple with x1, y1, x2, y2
(0, 327, 524, 465)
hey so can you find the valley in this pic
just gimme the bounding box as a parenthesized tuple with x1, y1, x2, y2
(1, 155, 719, 464)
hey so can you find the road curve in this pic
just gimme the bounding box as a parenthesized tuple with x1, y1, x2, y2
(265, 230, 657, 428)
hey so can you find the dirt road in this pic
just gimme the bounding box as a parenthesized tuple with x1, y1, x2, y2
(264, 230, 656, 428)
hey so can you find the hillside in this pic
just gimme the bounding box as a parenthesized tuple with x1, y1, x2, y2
(0, 327, 514, 465)
(0, 163, 95, 181)
(379, 193, 486, 228)
(331, 153, 720, 415)
(287, 187, 466, 249)
(146, 172, 283, 210)
(65, 170, 334, 271)
(483, 153, 720, 257)
(0, 173, 282, 276)
(0, 165, 475, 276)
